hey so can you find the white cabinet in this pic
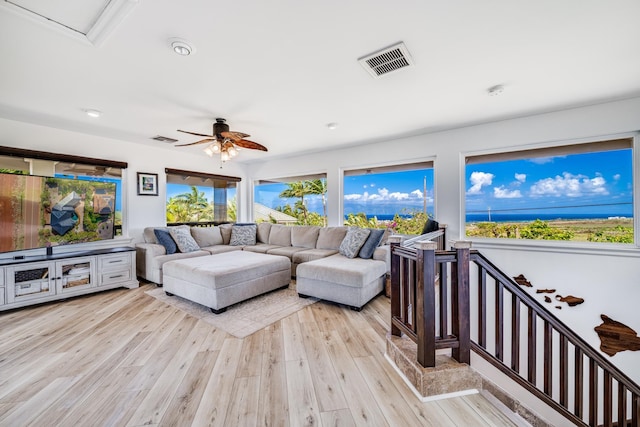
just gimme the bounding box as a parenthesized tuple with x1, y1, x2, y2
(6, 261, 56, 304)
(98, 252, 133, 287)
(0, 247, 137, 311)
(57, 256, 96, 294)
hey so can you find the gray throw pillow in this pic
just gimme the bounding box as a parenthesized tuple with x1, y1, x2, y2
(358, 228, 385, 259)
(154, 229, 178, 254)
(230, 224, 257, 246)
(339, 227, 371, 258)
(169, 226, 200, 253)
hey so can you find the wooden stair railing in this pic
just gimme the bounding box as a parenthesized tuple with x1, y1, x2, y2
(390, 241, 640, 427)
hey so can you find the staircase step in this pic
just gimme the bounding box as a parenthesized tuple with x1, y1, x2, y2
(386, 332, 482, 400)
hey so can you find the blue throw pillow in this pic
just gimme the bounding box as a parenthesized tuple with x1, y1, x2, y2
(154, 228, 178, 254)
(358, 228, 385, 259)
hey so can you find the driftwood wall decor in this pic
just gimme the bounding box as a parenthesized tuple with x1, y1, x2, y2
(594, 315, 640, 357)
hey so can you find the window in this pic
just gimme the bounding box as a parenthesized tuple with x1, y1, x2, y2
(254, 174, 327, 225)
(0, 147, 126, 235)
(165, 168, 239, 224)
(465, 137, 634, 244)
(343, 162, 434, 234)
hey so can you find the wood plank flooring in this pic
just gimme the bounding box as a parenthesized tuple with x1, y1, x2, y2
(0, 282, 522, 426)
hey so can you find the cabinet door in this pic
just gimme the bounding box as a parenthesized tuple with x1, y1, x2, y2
(56, 256, 96, 294)
(7, 262, 56, 303)
(98, 253, 133, 286)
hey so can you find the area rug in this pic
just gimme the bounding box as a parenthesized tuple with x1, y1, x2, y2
(145, 284, 318, 339)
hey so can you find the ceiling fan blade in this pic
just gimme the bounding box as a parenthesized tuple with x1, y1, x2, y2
(221, 131, 250, 141)
(234, 139, 268, 151)
(175, 138, 216, 147)
(177, 129, 214, 138)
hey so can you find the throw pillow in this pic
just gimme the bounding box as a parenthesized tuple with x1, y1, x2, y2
(339, 227, 371, 259)
(191, 226, 223, 247)
(229, 224, 257, 246)
(169, 226, 200, 253)
(154, 229, 178, 254)
(358, 228, 385, 259)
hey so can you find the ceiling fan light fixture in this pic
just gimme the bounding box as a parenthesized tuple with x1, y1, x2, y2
(203, 146, 214, 157)
(227, 146, 238, 157)
(220, 150, 230, 162)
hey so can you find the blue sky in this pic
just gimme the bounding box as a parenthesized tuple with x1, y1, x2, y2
(465, 149, 633, 218)
(254, 168, 435, 217)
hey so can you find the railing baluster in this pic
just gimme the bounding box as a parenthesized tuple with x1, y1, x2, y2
(478, 267, 487, 348)
(575, 347, 584, 419)
(495, 281, 504, 361)
(527, 309, 536, 384)
(604, 371, 612, 427)
(451, 241, 471, 364)
(633, 393, 639, 426)
(544, 321, 553, 396)
(415, 241, 437, 367)
(617, 383, 626, 427)
(439, 260, 448, 339)
(559, 336, 568, 408)
(589, 359, 598, 426)
(511, 294, 520, 373)
(389, 238, 401, 337)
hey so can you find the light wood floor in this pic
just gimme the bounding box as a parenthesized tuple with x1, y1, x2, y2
(0, 282, 521, 427)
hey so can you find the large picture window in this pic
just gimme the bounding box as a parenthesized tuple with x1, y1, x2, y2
(254, 174, 327, 226)
(165, 168, 239, 224)
(343, 162, 434, 234)
(465, 137, 634, 244)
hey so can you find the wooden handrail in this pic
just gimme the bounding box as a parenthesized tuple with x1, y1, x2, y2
(390, 241, 640, 426)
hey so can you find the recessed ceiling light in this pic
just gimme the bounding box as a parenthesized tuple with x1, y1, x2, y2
(488, 84, 505, 96)
(327, 122, 338, 130)
(169, 38, 195, 56)
(85, 109, 102, 118)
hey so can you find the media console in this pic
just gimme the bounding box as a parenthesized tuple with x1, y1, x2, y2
(0, 247, 138, 311)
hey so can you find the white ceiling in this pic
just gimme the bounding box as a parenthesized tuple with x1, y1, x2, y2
(1, 0, 640, 163)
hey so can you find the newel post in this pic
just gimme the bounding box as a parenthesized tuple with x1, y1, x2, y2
(416, 240, 438, 367)
(388, 235, 403, 337)
(451, 240, 472, 364)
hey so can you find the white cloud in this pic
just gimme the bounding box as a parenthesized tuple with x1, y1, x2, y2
(613, 174, 621, 180)
(388, 191, 409, 200)
(494, 186, 522, 198)
(467, 171, 494, 195)
(377, 188, 389, 198)
(411, 189, 423, 198)
(344, 194, 362, 200)
(515, 173, 526, 183)
(529, 172, 608, 197)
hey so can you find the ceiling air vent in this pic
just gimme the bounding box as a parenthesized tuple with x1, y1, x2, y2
(151, 135, 178, 143)
(358, 42, 414, 78)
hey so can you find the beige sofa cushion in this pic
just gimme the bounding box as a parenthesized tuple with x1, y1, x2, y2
(269, 224, 292, 246)
(256, 223, 272, 243)
(191, 226, 223, 247)
(316, 226, 347, 250)
(291, 226, 320, 249)
(219, 223, 233, 245)
(292, 248, 339, 264)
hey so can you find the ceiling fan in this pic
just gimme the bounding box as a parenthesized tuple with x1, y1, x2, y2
(176, 118, 267, 162)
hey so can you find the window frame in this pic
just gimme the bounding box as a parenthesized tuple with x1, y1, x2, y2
(461, 133, 639, 250)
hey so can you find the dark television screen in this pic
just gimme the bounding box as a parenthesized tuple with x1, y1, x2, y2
(0, 172, 117, 253)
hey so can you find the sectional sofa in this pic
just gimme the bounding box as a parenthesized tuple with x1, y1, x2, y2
(136, 223, 391, 310)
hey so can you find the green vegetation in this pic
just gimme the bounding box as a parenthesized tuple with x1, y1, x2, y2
(343, 210, 430, 235)
(270, 179, 328, 226)
(166, 186, 214, 223)
(466, 218, 633, 243)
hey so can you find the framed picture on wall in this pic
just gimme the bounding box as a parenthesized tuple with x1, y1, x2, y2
(137, 172, 158, 196)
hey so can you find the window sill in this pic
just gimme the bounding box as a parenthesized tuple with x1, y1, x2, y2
(465, 237, 640, 258)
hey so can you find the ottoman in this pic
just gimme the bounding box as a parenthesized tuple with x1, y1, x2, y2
(162, 251, 291, 313)
(296, 254, 386, 310)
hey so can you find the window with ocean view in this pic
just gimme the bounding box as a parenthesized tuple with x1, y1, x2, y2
(343, 162, 434, 234)
(465, 137, 634, 244)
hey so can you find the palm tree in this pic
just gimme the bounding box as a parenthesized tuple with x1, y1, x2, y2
(167, 186, 210, 222)
(305, 179, 327, 226)
(279, 181, 308, 223)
